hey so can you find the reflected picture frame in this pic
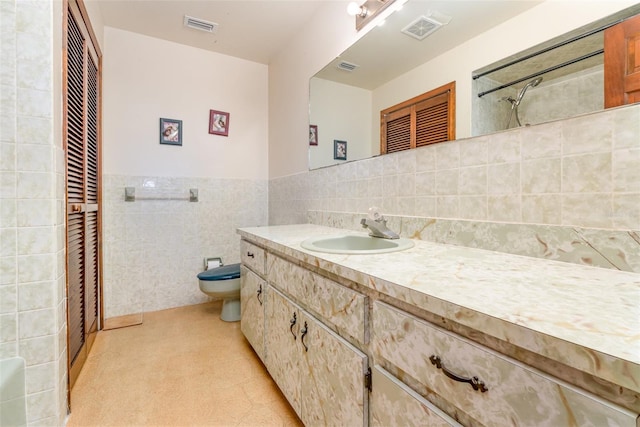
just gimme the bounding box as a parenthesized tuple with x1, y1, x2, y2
(334, 140, 347, 160)
(209, 110, 230, 136)
(309, 124, 318, 146)
(159, 118, 182, 146)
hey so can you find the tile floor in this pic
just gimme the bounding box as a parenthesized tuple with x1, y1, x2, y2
(67, 301, 303, 426)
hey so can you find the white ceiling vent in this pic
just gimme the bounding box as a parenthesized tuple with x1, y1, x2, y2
(184, 15, 218, 33)
(337, 61, 359, 72)
(401, 15, 444, 41)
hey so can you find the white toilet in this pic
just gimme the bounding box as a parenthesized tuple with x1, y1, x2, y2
(197, 263, 241, 322)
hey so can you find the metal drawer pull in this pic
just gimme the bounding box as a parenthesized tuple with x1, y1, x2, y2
(247, 252, 255, 258)
(256, 284, 263, 305)
(429, 355, 488, 393)
(300, 322, 308, 352)
(290, 312, 297, 340)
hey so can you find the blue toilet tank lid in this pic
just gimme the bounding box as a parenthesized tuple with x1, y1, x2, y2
(197, 263, 241, 281)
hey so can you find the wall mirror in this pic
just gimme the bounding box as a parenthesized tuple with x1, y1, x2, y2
(309, 1, 640, 170)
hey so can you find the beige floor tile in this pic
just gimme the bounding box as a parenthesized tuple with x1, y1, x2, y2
(67, 301, 302, 427)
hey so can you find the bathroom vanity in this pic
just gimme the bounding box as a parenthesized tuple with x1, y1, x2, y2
(238, 224, 639, 426)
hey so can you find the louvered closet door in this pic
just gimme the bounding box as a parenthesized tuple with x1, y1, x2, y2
(65, 0, 101, 389)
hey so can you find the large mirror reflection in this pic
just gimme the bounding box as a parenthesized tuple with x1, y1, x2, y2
(309, 1, 640, 170)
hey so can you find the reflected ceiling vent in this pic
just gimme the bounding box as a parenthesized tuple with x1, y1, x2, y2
(337, 61, 359, 72)
(401, 14, 449, 41)
(184, 15, 218, 33)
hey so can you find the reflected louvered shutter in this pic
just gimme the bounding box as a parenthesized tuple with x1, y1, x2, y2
(415, 92, 449, 148)
(383, 107, 411, 154)
(381, 82, 455, 155)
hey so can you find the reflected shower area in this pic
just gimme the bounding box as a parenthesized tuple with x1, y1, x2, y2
(472, 20, 609, 135)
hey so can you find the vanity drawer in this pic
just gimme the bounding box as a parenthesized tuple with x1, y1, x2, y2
(372, 301, 638, 427)
(371, 365, 462, 427)
(268, 255, 367, 345)
(241, 240, 265, 276)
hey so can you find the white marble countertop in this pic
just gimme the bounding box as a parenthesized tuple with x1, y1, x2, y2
(238, 224, 640, 393)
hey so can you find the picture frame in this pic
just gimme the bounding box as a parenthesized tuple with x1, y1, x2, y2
(334, 140, 347, 160)
(159, 118, 182, 146)
(309, 124, 318, 146)
(209, 110, 230, 136)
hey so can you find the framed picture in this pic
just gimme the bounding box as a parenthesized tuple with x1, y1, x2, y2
(309, 124, 318, 146)
(334, 140, 347, 160)
(159, 118, 182, 146)
(209, 110, 230, 136)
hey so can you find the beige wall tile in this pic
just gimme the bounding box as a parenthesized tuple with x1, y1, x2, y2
(562, 153, 612, 193)
(459, 166, 487, 195)
(435, 142, 460, 169)
(612, 149, 640, 192)
(488, 195, 522, 223)
(435, 169, 458, 195)
(562, 194, 612, 228)
(522, 158, 561, 194)
(562, 113, 612, 155)
(488, 163, 519, 195)
(522, 194, 562, 225)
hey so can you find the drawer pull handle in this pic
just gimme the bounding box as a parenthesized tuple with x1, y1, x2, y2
(247, 252, 255, 258)
(256, 284, 263, 305)
(290, 312, 297, 340)
(429, 355, 488, 393)
(300, 321, 308, 352)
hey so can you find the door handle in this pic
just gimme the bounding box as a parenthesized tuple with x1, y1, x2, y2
(70, 204, 83, 213)
(289, 312, 297, 340)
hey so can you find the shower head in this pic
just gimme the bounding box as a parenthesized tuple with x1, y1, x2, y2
(515, 76, 543, 105)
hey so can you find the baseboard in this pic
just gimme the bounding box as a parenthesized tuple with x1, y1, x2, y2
(103, 313, 143, 330)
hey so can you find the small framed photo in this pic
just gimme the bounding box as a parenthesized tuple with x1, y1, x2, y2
(160, 118, 182, 146)
(209, 110, 230, 136)
(309, 124, 318, 146)
(334, 140, 347, 160)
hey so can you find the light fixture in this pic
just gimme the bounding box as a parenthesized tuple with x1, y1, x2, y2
(348, 0, 401, 31)
(347, 2, 368, 18)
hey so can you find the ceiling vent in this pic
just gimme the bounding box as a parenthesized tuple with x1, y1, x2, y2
(184, 15, 218, 33)
(401, 15, 444, 41)
(337, 61, 359, 72)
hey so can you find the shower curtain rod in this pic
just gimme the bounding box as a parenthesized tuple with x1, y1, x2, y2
(477, 49, 603, 98)
(473, 20, 618, 81)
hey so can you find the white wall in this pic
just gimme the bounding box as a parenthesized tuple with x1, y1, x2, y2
(270, 0, 638, 178)
(309, 78, 372, 169)
(103, 27, 268, 180)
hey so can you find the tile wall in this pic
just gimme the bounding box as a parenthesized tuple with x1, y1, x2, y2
(102, 175, 268, 318)
(270, 104, 640, 272)
(0, 0, 68, 424)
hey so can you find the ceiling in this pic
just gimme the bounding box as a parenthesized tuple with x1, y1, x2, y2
(315, 0, 544, 89)
(93, 0, 326, 64)
(93, 0, 546, 67)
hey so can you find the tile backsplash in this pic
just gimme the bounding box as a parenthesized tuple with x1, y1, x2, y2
(270, 104, 640, 272)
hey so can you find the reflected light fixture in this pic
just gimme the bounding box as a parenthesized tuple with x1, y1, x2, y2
(347, 2, 368, 18)
(347, 0, 397, 31)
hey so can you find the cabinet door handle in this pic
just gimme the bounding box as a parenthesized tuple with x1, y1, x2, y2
(300, 321, 308, 352)
(289, 312, 297, 340)
(247, 252, 255, 258)
(429, 355, 488, 393)
(256, 284, 263, 305)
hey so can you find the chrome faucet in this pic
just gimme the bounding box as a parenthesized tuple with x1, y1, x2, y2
(360, 213, 399, 239)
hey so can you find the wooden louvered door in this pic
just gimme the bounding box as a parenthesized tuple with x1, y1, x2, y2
(64, 0, 102, 390)
(604, 13, 640, 108)
(381, 82, 455, 155)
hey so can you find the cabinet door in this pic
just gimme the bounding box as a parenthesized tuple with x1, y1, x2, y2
(240, 266, 265, 362)
(264, 286, 302, 415)
(299, 310, 368, 427)
(370, 365, 461, 427)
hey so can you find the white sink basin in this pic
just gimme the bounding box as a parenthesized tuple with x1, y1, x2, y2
(300, 234, 414, 255)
